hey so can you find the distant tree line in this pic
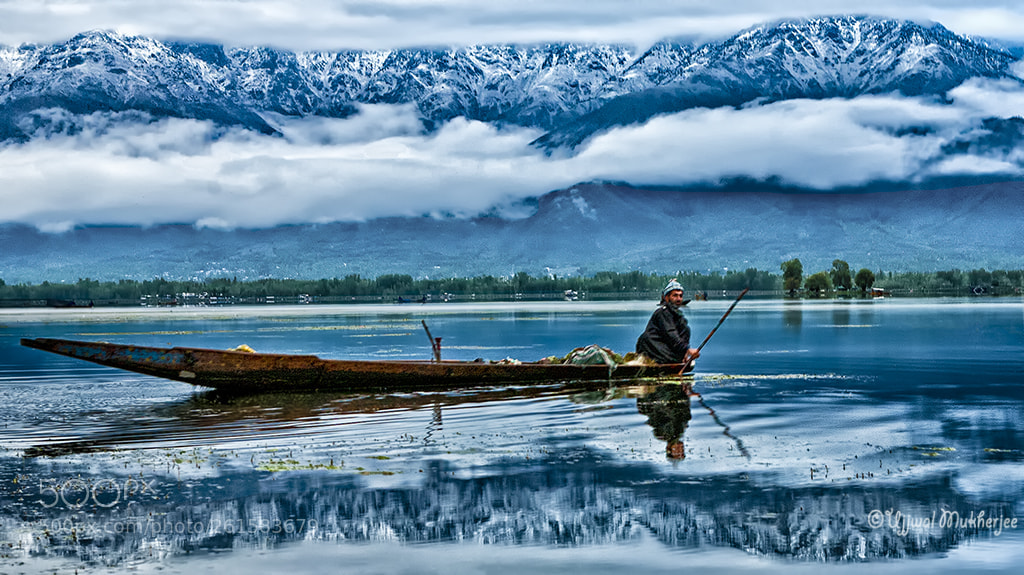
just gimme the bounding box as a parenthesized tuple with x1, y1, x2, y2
(0, 270, 773, 305)
(0, 264, 1021, 306)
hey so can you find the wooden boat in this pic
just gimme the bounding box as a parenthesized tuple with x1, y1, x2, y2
(20, 338, 690, 392)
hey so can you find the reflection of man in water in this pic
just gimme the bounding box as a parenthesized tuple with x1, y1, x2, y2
(636, 384, 693, 459)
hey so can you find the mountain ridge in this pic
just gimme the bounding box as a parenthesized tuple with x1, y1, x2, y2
(2, 15, 1018, 146)
(2, 181, 1022, 284)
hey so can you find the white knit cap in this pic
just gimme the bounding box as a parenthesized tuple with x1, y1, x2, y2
(662, 279, 684, 296)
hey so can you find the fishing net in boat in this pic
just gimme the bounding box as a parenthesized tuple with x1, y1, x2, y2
(562, 344, 619, 367)
(542, 345, 653, 366)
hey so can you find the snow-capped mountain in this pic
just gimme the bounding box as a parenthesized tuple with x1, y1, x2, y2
(609, 16, 1012, 99)
(534, 16, 1020, 148)
(0, 16, 1017, 146)
(0, 31, 277, 140)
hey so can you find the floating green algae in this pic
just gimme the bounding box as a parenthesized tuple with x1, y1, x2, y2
(257, 458, 342, 472)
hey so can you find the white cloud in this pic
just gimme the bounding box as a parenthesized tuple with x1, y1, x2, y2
(930, 154, 1018, 175)
(3, 78, 1024, 231)
(946, 78, 1024, 118)
(575, 102, 907, 188)
(264, 105, 424, 146)
(0, 108, 570, 229)
(571, 94, 986, 189)
(36, 220, 75, 234)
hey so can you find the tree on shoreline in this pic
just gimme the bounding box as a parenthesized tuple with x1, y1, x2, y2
(855, 268, 876, 292)
(830, 260, 852, 290)
(804, 271, 833, 294)
(780, 259, 803, 294)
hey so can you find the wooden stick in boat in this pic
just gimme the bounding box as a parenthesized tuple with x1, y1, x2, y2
(422, 320, 441, 361)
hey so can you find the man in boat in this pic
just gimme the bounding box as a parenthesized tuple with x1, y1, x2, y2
(636, 279, 700, 366)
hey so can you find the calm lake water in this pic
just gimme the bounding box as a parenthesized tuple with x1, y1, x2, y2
(0, 298, 1022, 574)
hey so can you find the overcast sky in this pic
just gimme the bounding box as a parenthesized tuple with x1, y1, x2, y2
(2, 1, 1024, 231)
(4, 0, 1024, 50)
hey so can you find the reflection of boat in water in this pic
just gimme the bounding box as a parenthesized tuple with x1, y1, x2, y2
(21, 382, 677, 457)
(21, 385, 579, 455)
(20, 338, 691, 392)
(19, 381, 706, 462)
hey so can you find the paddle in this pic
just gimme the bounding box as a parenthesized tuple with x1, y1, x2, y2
(684, 287, 749, 368)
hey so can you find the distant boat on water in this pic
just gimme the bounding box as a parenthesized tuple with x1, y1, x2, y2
(46, 299, 94, 308)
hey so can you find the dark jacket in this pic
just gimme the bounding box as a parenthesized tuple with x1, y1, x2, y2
(636, 304, 691, 364)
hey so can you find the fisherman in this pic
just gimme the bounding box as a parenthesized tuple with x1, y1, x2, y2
(636, 279, 700, 366)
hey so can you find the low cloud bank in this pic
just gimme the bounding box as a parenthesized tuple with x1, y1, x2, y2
(3, 78, 1024, 232)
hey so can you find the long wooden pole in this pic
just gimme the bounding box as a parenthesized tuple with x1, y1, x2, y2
(421, 320, 440, 362)
(695, 287, 749, 353)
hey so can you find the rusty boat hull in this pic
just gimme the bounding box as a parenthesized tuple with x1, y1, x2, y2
(20, 338, 690, 392)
